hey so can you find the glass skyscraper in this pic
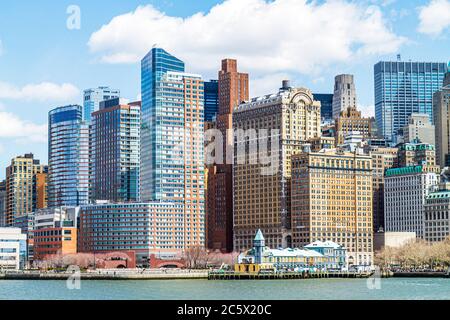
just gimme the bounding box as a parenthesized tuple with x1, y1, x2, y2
(83, 87, 120, 122)
(141, 47, 185, 201)
(313, 93, 333, 123)
(91, 98, 141, 202)
(204, 80, 219, 122)
(141, 47, 205, 249)
(374, 60, 448, 143)
(48, 105, 90, 207)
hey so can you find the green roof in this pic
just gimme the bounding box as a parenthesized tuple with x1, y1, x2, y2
(427, 190, 450, 200)
(254, 229, 265, 241)
(385, 165, 423, 177)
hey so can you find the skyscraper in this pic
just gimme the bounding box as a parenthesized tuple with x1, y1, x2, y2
(0, 180, 5, 227)
(332, 75, 357, 119)
(313, 93, 333, 123)
(233, 82, 321, 251)
(335, 106, 371, 145)
(48, 105, 90, 207)
(374, 60, 448, 143)
(83, 87, 120, 122)
(5, 154, 47, 226)
(402, 113, 435, 145)
(433, 72, 450, 167)
(91, 98, 141, 202)
(206, 59, 249, 253)
(141, 47, 205, 250)
(204, 80, 219, 122)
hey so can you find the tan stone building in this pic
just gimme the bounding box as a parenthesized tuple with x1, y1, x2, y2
(233, 82, 321, 251)
(5, 154, 47, 226)
(368, 146, 398, 232)
(291, 149, 374, 266)
(433, 72, 450, 167)
(335, 106, 371, 145)
(402, 113, 435, 145)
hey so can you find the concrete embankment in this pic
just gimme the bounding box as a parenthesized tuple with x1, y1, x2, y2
(0, 271, 208, 280)
(393, 271, 449, 278)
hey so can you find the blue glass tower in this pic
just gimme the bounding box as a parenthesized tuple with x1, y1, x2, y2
(140, 48, 185, 202)
(48, 105, 90, 207)
(313, 93, 333, 123)
(204, 80, 219, 122)
(374, 60, 448, 143)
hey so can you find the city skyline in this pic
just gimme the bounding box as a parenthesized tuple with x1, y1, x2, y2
(0, 0, 449, 178)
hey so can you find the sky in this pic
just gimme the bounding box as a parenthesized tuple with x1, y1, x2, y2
(0, 0, 449, 179)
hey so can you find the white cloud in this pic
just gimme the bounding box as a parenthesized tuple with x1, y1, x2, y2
(0, 111, 47, 143)
(418, 0, 450, 36)
(0, 82, 80, 103)
(88, 0, 406, 80)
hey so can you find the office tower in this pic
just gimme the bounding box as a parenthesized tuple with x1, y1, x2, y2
(335, 106, 371, 145)
(48, 105, 90, 207)
(141, 48, 205, 250)
(291, 148, 374, 266)
(369, 146, 398, 232)
(83, 86, 120, 122)
(0, 180, 6, 227)
(207, 59, 249, 253)
(91, 98, 141, 202)
(433, 72, 450, 167)
(332, 75, 357, 119)
(5, 154, 47, 227)
(233, 82, 321, 251)
(374, 60, 448, 143)
(314, 93, 333, 123)
(79, 202, 182, 265)
(385, 166, 439, 238)
(204, 80, 219, 122)
(402, 113, 435, 145)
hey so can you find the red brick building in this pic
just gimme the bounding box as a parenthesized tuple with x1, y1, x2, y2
(206, 59, 249, 252)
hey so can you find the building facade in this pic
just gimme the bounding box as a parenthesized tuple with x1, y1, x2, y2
(402, 113, 435, 145)
(424, 187, 450, 242)
(5, 154, 47, 226)
(141, 48, 205, 251)
(335, 106, 371, 145)
(313, 93, 333, 124)
(204, 80, 219, 122)
(384, 166, 439, 238)
(207, 59, 249, 253)
(369, 146, 398, 232)
(332, 74, 357, 120)
(0, 180, 6, 227)
(91, 98, 141, 202)
(291, 149, 374, 266)
(33, 207, 78, 260)
(48, 105, 90, 207)
(374, 60, 448, 143)
(233, 83, 321, 251)
(0, 228, 26, 270)
(433, 72, 450, 167)
(78, 202, 185, 265)
(83, 86, 120, 122)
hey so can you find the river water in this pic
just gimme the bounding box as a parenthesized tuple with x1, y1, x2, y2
(0, 278, 449, 300)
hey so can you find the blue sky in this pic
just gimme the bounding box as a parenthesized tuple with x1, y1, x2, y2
(0, 0, 449, 179)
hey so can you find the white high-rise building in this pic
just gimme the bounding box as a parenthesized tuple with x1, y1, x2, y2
(403, 113, 435, 145)
(384, 166, 439, 238)
(332, 74, 357, 119)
